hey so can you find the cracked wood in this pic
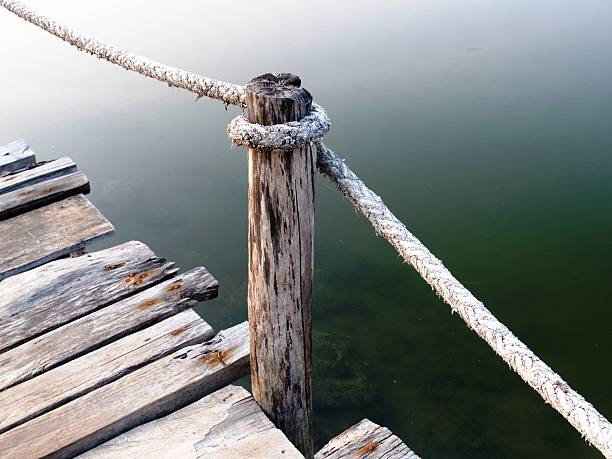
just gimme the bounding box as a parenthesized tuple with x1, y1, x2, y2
(246, 73, 315, 458)
(0, 310, 214, 434)
(315, 419, 420, 459)
(0, 171, 90, 220)
(0, 156, 77, 195)
(0, 241, 176, 352)
(80, 385, 303, 459)
(0, 194, 115, 280)
(0, 266, 218, 390)
(0, 322, 249, 458)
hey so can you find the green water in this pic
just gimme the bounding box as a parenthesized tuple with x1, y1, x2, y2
(1, 1, 611, 457)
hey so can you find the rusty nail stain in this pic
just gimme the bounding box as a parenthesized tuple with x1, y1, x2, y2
(136, 299, 160, 310)
(198, 348, 232, 366)
(104, 262, 126, 271)
(165, 282, 183, 292)
(170, 325, 190, 336)
(125, 271, 152, 286)
(357, 442, 379, 456)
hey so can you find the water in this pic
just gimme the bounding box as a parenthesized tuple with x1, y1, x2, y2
(1, 1, 611, 457)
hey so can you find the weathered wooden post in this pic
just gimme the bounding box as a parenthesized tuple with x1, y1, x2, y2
(246, 73, 314, 458)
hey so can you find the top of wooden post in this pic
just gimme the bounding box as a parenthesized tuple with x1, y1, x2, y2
(246, 73, 312, 126)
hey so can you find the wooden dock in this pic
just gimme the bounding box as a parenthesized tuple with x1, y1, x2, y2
(0, 139, 417, 458)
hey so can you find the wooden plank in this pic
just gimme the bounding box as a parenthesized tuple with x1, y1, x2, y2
(0, 241, 177, 352)
(0, 139, 36, 175)
(0, 322, 250, 459)
(0, 156, 76, 195)
(80, 385, 303, 459)
(0, 171, 90, 220)
(0, 194, 115, 280)
(0, 310, 214, 434)
(0, 267, 219, 390)
(315, 419, 420, 459)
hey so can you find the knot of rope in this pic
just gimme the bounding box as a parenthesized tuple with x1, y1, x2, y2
(226, 102, 330, 151)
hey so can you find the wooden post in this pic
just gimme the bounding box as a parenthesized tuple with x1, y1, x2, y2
(246, 73, 314, 458)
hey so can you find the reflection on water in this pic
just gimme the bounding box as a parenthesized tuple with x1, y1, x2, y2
(1, 0, 611, 457)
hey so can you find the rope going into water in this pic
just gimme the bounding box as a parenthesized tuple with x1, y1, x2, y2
(2, 1, 610, 456)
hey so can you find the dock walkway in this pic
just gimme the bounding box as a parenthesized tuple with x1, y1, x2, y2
(0, 139, 416, 458)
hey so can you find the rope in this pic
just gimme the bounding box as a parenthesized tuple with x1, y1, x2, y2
(0, 0, 246, 107)
(227, 103, 330, 151)
(2, 1, 610, 456)
(316, 142, 612, 457)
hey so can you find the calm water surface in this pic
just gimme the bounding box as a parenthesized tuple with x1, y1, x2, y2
(2, 1, 611, 457)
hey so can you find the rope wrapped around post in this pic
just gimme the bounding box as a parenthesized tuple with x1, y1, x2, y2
(227, 102, 330, 151)
(227, 107, 612, 458)
(1, 1, 611, 456)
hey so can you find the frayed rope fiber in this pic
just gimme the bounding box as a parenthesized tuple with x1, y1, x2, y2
(2, 0, 610, 456)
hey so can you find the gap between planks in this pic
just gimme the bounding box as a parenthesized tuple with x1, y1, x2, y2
(0, 310, 214, 434)
(0, 266, 218, 390)
(0, 171, 90, 220)
(0, 241, 178, 353)
(0, 322, 250, 458)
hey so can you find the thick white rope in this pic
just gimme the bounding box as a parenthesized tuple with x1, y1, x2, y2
(316, 142, 612, 458)
(0, 0, 246, 107)
(2, 1, 610, 456)
(227, 103, 330, 150)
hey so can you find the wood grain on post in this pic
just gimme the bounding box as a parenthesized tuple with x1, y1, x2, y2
(246, 73, 314, 458)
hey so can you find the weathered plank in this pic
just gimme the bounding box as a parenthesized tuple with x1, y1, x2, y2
(0, 267, 218, 390)
(0, 322, 250, 459)
(315, 419, 420, 459)
(0, 310, 214, 434)
(0, 194, 115, 280)
(246, 73, 315, 457)
(0, 171, 90, 220)
(0, 241, 176, 352)
(0, 156, 76, 195)
(0, 139, 35, 175)
(80, 385, 304, 459)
